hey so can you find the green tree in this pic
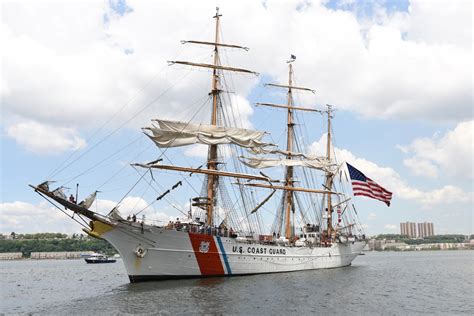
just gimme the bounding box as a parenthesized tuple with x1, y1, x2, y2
(0, 236, 117, 257)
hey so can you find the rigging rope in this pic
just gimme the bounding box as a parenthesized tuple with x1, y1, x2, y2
(49, 69, 195, 181)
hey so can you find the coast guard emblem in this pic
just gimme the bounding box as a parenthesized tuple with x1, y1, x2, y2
(199, 241, 210, 253)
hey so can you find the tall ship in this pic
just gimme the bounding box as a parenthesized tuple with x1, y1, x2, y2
(30, 9, 390, 282)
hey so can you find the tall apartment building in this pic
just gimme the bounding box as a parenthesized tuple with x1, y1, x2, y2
(400, 222, 417, 238)
(418, 222, 434, 238)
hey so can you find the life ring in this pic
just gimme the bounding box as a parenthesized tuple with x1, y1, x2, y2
(134, 246, 147, 258)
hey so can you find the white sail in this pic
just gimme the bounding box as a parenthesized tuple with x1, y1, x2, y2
(79, 191, 97, 209)
(239, 156, 332, 171)
(249, 147, 327, 160)
(52, 187, 67, 200)
(107, 207, 125, 220)
(144, 120, 273, 149)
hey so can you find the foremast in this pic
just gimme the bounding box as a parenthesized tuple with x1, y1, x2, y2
(166, 8, 258, 226)
(206, 8, 222, 226)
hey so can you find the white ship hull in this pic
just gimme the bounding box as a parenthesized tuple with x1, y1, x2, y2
(99, 221, 366, 282)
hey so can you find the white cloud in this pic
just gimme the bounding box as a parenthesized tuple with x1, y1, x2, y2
(91, 196, 178, 225)
(223, 94, 255, 129)
(0, 1, 259, 128)
(403, 157, 438, 179)
(184, 144, 208, 158)
(1, 0, 471, 150)
(405, 0, 472, 48)
(0, 201, 80, 233)
(415, 185, 473, 207)
(0, 196, 180, 233)
(400, 120, 474, 179)
(367, 212, 376, 220)
(384, 224, 397, 231)
(184, 143, 236, 161)
(309, 134, 473, 209)
(6, 120, 86, 155)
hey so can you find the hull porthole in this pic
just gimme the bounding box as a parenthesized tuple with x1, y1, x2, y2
(135, 246, 147, 258)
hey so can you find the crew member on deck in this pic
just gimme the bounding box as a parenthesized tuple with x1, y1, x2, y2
(69, 194, 76, 204)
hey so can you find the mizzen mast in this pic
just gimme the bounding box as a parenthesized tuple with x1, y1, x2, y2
(167, 8, 257, 226)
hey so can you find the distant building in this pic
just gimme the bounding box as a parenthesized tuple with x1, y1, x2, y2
(400, 222, 417, 238)
(418, 222, 434, 238)
(374, 239, 385, 251)
(0, 252, 23, 260)
(368, 239, 375, 251)
(30, 251, 90, 259)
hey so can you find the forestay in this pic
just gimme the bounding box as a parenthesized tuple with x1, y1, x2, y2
(144, 120, 273, 149)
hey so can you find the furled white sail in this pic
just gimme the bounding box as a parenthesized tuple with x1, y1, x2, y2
(107, 207, 125, 220)
(79, 191, 97, 209)
(144, 120, 273, 149)
(249, 147, 326, 160)
(52, 187, 67, 200)
(239, 156, 332, 171)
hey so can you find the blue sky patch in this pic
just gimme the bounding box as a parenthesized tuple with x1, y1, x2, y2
(109, 0, 133, 16)
(325, 0, 409, 17)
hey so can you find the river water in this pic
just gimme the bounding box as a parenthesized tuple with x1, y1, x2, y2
(1, 250, 473, 315)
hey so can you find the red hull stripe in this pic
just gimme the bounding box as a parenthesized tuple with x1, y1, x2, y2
(189, 233, 225, 276)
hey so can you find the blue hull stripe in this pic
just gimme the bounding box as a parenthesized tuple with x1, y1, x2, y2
(216, 236, 232, 275)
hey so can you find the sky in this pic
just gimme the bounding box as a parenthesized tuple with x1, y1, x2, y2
(0, 0, 472, 236)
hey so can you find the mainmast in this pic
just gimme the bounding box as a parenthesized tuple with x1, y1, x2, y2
(284, 63, 295, 240)
(256, 58, 316, 240)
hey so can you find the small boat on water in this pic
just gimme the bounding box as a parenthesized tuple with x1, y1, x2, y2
(80, 252, 101, 259)
(84, 254, 116, 264)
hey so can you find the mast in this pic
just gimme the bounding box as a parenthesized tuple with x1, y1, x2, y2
(206, 7, 222, 226)
(164, 8, 256, 227)
(255, 57, 315, 240)
(284, 63, 295, 240)
(324, 104, 335, 239)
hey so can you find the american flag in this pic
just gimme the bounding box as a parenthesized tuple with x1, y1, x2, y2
(346, 163, 393, 206)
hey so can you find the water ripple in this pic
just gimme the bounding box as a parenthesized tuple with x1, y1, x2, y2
(1, 251, 473, 315)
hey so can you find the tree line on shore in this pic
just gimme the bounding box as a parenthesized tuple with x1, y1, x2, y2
(373, 234, 472, 244)
(3, 232, 70, 240)
(0, 233, 116, 257)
